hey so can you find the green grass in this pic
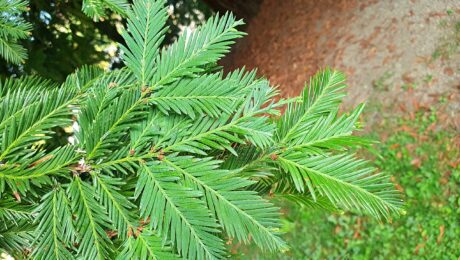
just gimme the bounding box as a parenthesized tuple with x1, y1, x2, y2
(238, 109, 460, 259)
(372, 71, 393, 91)
(432, 11, 460, 61)
(423, 74, 433, 84)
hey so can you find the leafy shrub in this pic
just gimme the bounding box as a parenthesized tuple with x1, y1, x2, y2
(0, 0, 403, 259)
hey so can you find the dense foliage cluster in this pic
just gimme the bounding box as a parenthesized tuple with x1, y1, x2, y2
(0, 0, 403, 259)
(0, 0, 31, 64)
(0, 0, 211, 81)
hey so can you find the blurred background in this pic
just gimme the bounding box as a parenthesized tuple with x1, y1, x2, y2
(1, 0, 459, 258)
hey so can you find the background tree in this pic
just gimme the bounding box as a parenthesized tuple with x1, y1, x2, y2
(0, 0, 212, 81)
